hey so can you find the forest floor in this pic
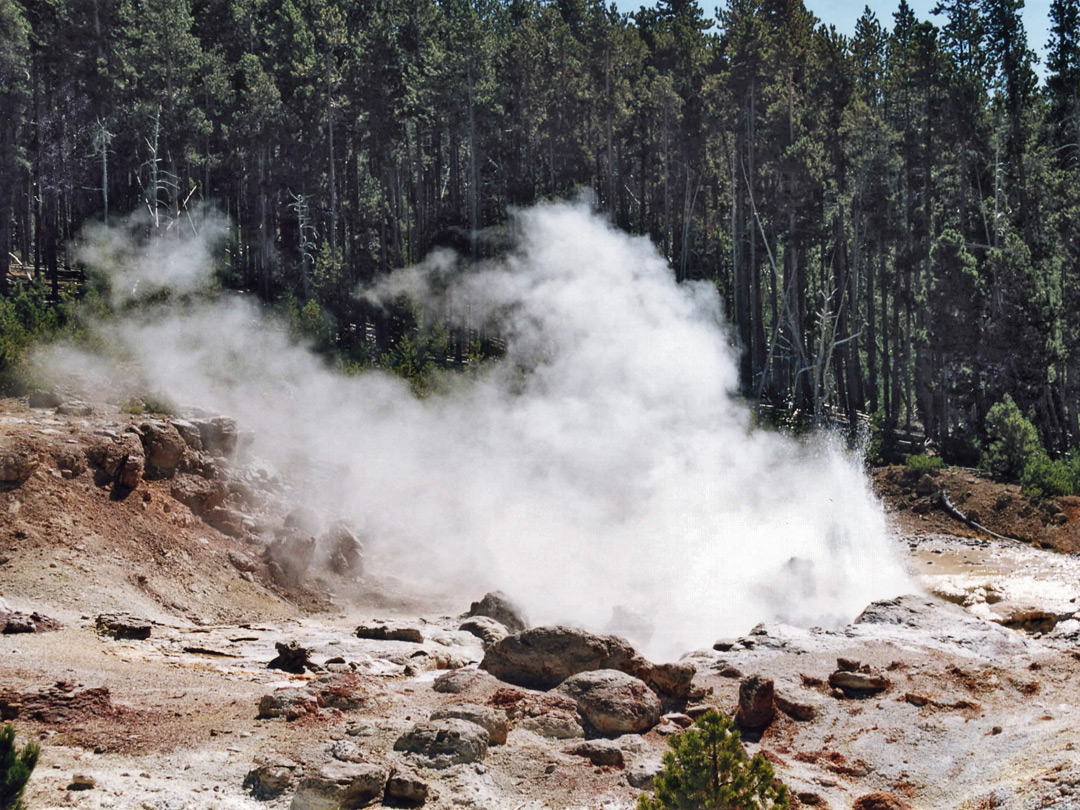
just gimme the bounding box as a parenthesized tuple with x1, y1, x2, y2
(5, 396, 1080, 810)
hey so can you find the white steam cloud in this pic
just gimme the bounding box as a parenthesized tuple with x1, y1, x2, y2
(44, 202, 911, 659)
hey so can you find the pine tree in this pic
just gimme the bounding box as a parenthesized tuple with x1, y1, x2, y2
(0, 724, 40, 810)
(637, 711, 789, 810)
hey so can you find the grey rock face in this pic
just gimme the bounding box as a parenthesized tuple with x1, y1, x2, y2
(429, 703, 509, 745)
(556, 669, 662, 735)
(393, 719, 489, 769)
(289, 762, 387, 810)
(464, 591, 529, 633)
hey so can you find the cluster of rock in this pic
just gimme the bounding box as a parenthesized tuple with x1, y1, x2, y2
(13, 392, 368, 594)
(241, 594, 696, 808)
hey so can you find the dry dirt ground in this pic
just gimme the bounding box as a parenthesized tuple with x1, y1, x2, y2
(5, 397, 1080, 810)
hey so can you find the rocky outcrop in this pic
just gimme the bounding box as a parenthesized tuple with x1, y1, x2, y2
(556, 669, 662, 735)
(355, 621, 424, 644)
(480, 625, 694, 703)
(243, 757, 300, 800)
(458, 616, 509, 648)
(851, 793, 913, 810)
(257, 688, 320, 721)
(0, 610, 60, 634)
(465, 591, 529, 633)
(86, 433, 144, 490)
(430, 703, 509, 745)
(0, 447, 39, 487)
(734, 674, 775, 731)
(490, 688, 585, 739)
(138, 421, 186, 476)
(480, 625, 648, 690)
(432, 668, 497, 695)
(289, 762, 387, 810)
(192, 416, 239, 458)
(267, 640, 318, 674)
(170, 477, 229, 513)
(385, 767, 430, 806)
(322, 521, 365, 576)
(565, 739, 625, 768)
(95, 613, 151, 640)
(393, 719, 489, 769)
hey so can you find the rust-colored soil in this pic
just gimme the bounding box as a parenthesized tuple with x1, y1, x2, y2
(872, 465, 1080, 552)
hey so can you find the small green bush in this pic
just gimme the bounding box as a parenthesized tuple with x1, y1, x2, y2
(1020, 451, 1079, 498)
(637, 711, 789, 810)
(982, 394, 1043, 482)
(1, 724, 40, 810)
(905, 453, 945, 475)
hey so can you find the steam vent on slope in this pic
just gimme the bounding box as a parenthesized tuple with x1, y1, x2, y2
(56, 201, 911, 660)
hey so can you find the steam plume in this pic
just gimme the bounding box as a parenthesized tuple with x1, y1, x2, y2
(41, 201, 911, 659)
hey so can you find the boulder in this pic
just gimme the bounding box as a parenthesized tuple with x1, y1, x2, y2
(565, 739, 625, 768)
(432, 668, 497, 695)
(355, 621, 424, 644)
(86, 434, 144, 490)
(170, 419, 203, 451)
(328, 740, 365, 764)
(430, 703, 509, 745)
(647, 661, 696, 700)
(393, 719, 489, 769)
(734, 675, 775, 731)
(775, 688, 820, 721)
(465, 591, 529, 633)
(268, 641, 317, 674)
(257, 688, 319, 720)
(322, 522, 365, 576)
(310, 673, 369, 712)
(139, 421, 186, 475)
(0, 611, 60, 635)
(170, 477, 229, 513)
(385, 768, 430, 806)
(480, 625, 648, 690)
(57, 401, 93, 416)
(851, 793, 913, 810)
(828, 671, 890, 695)
(244, 757, 298, 800)
(95, 613, 151, 640)
(459, 616, 510, 648)
(28, 389, 63, 409)
(491, 687, 585, 738)
(290, 762, 387, 810)
(517, 713, 585, 739)
(266, 534, 317, 586)
(556, 669, 662, 736)
(192, 416, 238, 457)
(0, 448, 38, 487)
(67, 774, 96, 791)
(53, 450, 86, 478)
(626, 758, 664, 790)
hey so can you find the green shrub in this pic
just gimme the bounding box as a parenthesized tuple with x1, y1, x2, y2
(905, 453, 945, 475)
(982, 394, 1043, 482)
(1, 724, 40, 810)
(637, 711, 789, 810)
(1020, 451, 1079, 498)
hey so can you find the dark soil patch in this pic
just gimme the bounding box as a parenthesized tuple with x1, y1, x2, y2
(872, 465, 1080, 553)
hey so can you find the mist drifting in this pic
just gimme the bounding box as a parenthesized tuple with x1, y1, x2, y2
(47, 201, 910, 659)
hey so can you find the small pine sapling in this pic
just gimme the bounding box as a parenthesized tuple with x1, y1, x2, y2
(0, 724, 40, 810)
(637, 711, 789, 810)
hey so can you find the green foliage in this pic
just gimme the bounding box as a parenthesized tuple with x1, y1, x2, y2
(637, 711, 789, 810)
(0, 724, 39, 810)
(905, 453, 945, 475)
(0, 281, 71, 388)
(981, 395, 1044, 482)
(1020, 451, 1080, 498)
